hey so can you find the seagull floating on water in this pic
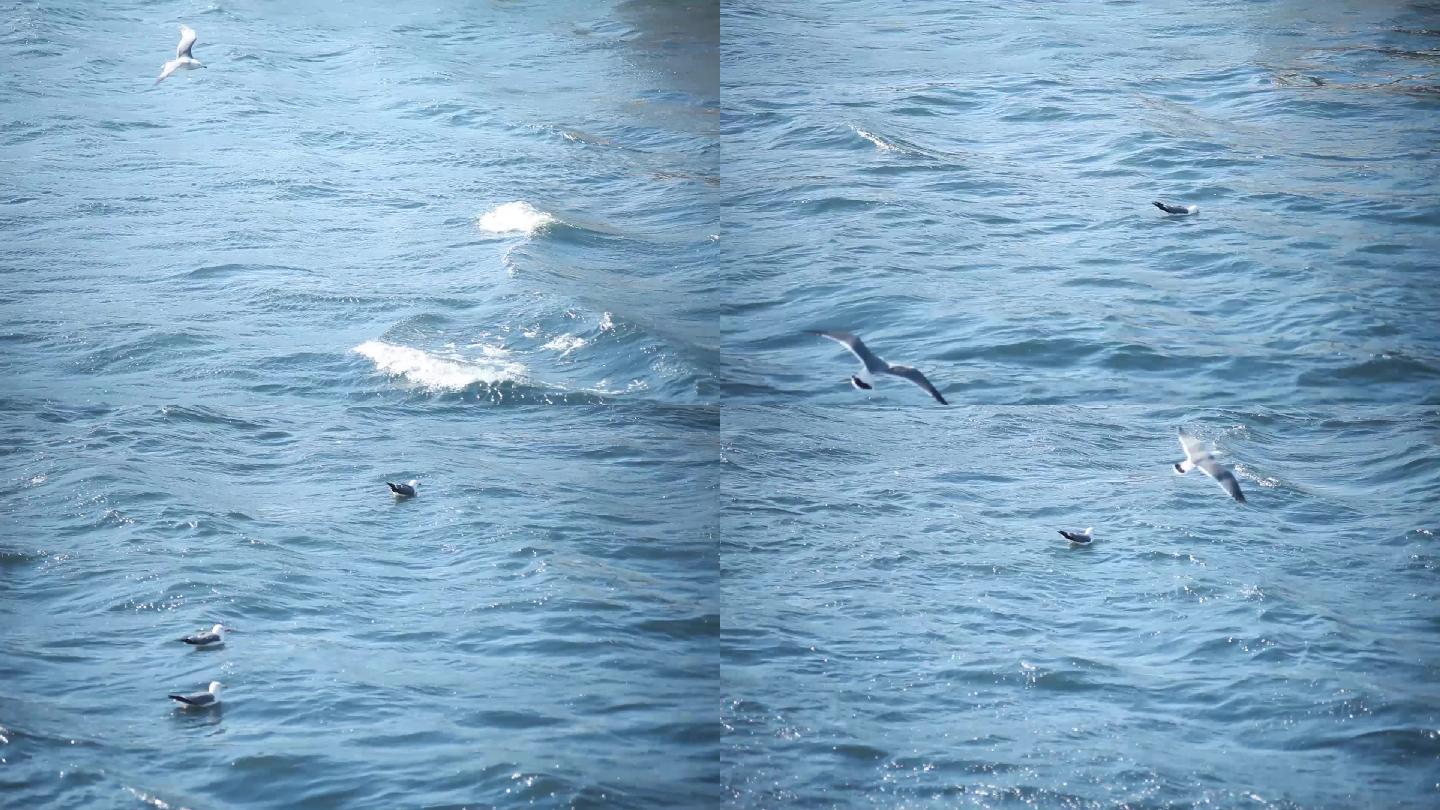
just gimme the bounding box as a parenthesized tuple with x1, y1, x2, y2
(387, 480, 419, 498)
(179, 624, 226, 648)
(168, 681, 223, 709)
(156, 25, 204, 84)
(1174, 429, 1246, 502)
(1153, 200, 1198, 215)
(1059, 527, 1094, 545)
(807, 330, 948, 404)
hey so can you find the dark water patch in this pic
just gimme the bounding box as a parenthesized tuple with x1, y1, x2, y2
(962, 337, 1105, 368)
(70, 331, 217, 375)
(178, 263, 317, 282)
(1302, 353, 1440, 385)
(158, 404, 268, 432)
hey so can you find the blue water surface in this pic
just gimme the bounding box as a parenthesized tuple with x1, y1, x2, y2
(4, 0, 1439, 807)
(721, 1, 1438, 807)
(1, 1, 718, 807)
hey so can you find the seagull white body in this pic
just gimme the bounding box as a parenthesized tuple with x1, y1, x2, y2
(807, 330, 948, 405)
(1174, 430, 1246, 502)
(169, 681, 223, 709)
(1059, 527, 1094, 545)
(1153, 200, 1198, 215)
(157, 25, 204, 84)
(387, 479, 419, 498)
(180, 623, 226, 648)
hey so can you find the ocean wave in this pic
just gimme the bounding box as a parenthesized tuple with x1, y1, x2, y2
(542, 334, 587, 356)
(848, 124, 958, 161)
(851, 125, 899, 153)
(354, 340, 525, 393)
(476, 201, 557, 236)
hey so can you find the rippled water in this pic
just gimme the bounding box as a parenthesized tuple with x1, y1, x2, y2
(2, 0, 716, 807)
(721, 1, 1439, 808)
(723, 405, 1439, 807)
(722, 1, 1439, 408)
(4, 0, 1438, 807)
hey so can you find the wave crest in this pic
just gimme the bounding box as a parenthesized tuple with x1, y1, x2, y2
(476, 201, 557, 235)
(852, 126, 899, 152)
(354, 340, 525, 392)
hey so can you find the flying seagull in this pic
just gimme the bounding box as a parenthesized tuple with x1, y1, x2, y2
(169, 681, 223, 709)
(1174, 429, 1246, 502)
(179, 624, 226, 648)
(387, 480, 419, 498)
(1153, 200, 1198, 215)
(1058, 528, 1093, 545)
(807, 330, 948, 404)
(156, 25, 204, 84)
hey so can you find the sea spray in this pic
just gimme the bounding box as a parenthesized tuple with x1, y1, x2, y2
(476, 201, 557, 235)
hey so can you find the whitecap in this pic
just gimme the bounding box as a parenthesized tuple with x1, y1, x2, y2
(543, 334, 586, 356)
(354, 340, 525, 393)
(852, 126, 898, 153)
(476, 201, 557, 235)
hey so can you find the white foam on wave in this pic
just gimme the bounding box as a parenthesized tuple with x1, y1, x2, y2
(354, 340, 525, 393)
(543, 334, 587, 356)
(476, 201, 557, 235)
(125, 787, 191, 810)
(852, 126, 898, 153)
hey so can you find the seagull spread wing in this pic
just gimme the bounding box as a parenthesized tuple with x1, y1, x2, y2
(1177, 430, 1206, 462)
(884, 364, 947, 405)
(177, 25, 198, 59)
(1197, 458, 1246, 502)
(808, 330, 887, 374)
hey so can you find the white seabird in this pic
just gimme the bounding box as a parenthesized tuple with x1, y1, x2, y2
(1058, 527, 1094, 545)
(387, 479, 419, 498)
(807, 330, 948, 404)
(168, 681, 223, 709)
(1153, 200, 1198, 215)
(1174, 429, 1246, 502)
(179, 624, 226, 648)
(156, 25, 204, 84)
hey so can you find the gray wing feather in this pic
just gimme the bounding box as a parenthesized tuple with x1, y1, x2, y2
(170, 691, 215, 706)
(808, 330, 887, 374)
(1176, 429, 1205, 462)
(1197, 458, 1246, 502)
(177, 26, 197, 59)
(182, 632, 219, 645)
(886, 365, 948, 405)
